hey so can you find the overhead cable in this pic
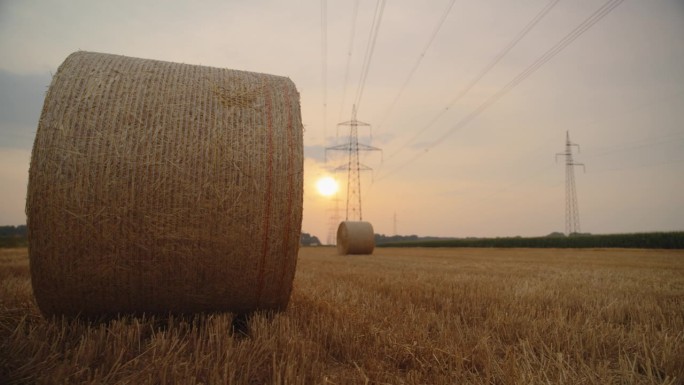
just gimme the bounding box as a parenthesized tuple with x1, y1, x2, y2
(376, 0, 624, 181)
(338, 0, 361, 125)
(385, 0, 561, 163)
(321, 0, 328, 142)
(375, 0, 458, 131)
(353, 0, 388, 114)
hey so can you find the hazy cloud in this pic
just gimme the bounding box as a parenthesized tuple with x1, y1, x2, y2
(0, 0, 682, 237)
(0, 70, 50, 149)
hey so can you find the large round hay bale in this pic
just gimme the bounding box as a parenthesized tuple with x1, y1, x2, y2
(26, 51, 303, 317)
(337, 221, 375, 255)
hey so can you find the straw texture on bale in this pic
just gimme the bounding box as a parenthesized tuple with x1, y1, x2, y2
(337, 221, 375, 255)
(26, 51, 303, 317)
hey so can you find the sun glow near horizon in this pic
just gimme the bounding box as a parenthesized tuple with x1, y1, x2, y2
(315, 176, 339, 197)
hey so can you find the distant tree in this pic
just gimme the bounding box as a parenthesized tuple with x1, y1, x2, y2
(0, 225, 28, 248)
(0, 225, 27, 237)
(546, 232, 566, 238)
(569, 232, 591, 237)
(375, 233, 456, 245)
(300, 232, 321, 246)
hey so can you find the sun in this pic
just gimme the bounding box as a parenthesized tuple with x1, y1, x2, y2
(315, 176, 339, 197)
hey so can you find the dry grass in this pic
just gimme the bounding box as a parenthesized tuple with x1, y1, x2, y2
(1, 246, 682, 384)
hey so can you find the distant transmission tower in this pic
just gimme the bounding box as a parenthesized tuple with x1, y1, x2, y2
(326, 196, 342, 245)
(326, 105, 381, 221)
(556, 131, 585, 235)
(393, 211, 397, 235)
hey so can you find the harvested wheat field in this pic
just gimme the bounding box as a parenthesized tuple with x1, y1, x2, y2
(1, 246, 683, 384)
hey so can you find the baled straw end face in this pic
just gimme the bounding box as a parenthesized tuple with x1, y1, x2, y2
(26, 51, 303, 317)
(336, 221, 375, 255)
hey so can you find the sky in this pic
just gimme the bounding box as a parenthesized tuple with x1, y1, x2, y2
(1, 0, 683, 243)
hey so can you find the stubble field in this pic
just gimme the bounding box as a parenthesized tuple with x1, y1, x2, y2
(1, 246, 683, 384)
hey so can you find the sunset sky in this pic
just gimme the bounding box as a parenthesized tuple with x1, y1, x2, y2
(1, 0, 683, 243)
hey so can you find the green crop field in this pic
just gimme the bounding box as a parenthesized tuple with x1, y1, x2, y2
(2, 247, 683, 384)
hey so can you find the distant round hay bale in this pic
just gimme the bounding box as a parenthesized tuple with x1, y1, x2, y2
(337, 221, 375, 255)
(26, 51, 303, 317)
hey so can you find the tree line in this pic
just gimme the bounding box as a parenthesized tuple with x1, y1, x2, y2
(0, 225, 27, 247)
(3, 226, 681, 249)
(376, 231, 684, 249)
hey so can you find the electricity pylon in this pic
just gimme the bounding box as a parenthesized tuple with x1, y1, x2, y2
(325, 196, 342, 245)
(393, 211, 397, 236)
(326, 104, 381, 221)
(556, 131, 585, 235)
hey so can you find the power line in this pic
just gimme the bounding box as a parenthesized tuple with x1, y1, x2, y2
(376, 0, 624, 181)
(376, 0, 458, 131)
(353, 0, 387, 115)
(338, 0, 361, 125)
(321, 0, 328, 142)
(384, 0, 561, 163)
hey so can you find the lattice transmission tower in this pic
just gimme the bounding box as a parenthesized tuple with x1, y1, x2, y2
(326, 105, 381, 221)
(325, 196, 342, 245)
(556, 131, 585, 235)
